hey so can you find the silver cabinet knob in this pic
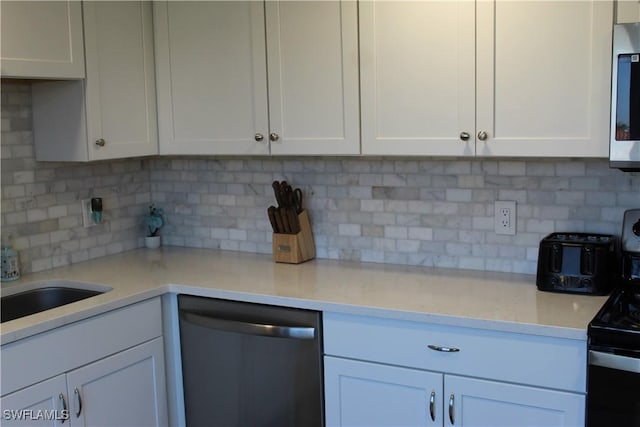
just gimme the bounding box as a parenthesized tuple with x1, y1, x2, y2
(95, 138, 106, 147)
(254, 133, 264, 142)
(459, 132, 470, 141)
(269, 132, 279, 142)
(477, 131, 488, 141)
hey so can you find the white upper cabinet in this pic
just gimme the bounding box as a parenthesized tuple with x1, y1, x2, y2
(0, 1, 85, 79)
(32, 1, 158, 161)
(154, 1, 270, 156)
(477, 0, 613, 157)
(361, 0, 613, 158)
(81, 1, 158, 160)
(265, 1, 360, 155)
(617, 0, 640, 23)
(154, 0, 359, 156)
(360, 1, 476, 156)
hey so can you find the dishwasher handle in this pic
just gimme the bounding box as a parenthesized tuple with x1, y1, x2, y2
(180, 310, 316, 339)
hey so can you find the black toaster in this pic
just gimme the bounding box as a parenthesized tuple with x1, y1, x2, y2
(536, 233, 619, 295)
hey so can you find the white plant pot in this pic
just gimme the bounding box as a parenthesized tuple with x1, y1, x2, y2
(145, 235, 161, 249)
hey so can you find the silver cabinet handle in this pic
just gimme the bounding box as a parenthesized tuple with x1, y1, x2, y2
(269, 132, 280, 142)
(95, 138, 106, 147)
(74, 388, 82, 418)
(180, 310, 316, 339)
(477, 131, 488, 141)
(449, 393, 455, 425)
(254, 133, 264, 142)
(59, 393, 68, 424)
(459, 132, 470, 141)
(429, 390, 436, 422)
(428, 344, 460, 353)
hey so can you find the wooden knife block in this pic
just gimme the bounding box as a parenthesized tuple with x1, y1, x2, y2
(272, 210, 315, 264)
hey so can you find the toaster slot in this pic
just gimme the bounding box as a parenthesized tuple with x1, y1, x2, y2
(581, 245, 595, 275)
(550, 243, 563, 273)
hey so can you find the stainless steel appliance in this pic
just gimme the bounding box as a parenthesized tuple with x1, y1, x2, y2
(536, 232, 619, 295)
(610, 23, 640, 171)
(178, 295, 324, 427)
(587, 209, 640, 426)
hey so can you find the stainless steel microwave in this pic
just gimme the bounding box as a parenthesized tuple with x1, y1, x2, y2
(610, 23, 640, 171)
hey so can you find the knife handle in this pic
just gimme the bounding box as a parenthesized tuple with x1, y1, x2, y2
(267, 206, 279, 233)
(287, 209, 300, 234)
(279, 208, 291, 233)
(274, 208, 284, 233)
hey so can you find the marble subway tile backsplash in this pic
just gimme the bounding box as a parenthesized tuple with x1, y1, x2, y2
(149, 157, 639, 275)
(2, 80, 639, 276)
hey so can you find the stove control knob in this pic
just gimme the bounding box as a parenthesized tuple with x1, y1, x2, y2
(633, 219, 640, 237)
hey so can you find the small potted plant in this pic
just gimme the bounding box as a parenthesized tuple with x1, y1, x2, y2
(144, 203, 164, 249)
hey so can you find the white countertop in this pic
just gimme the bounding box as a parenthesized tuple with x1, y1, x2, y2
(0, 247, 609, 345)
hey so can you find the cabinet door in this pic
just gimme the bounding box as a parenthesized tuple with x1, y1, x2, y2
(154, 1, 269, 155)
(617, 0, 640, 23)
(66, 338, 168, 427)
(360, 0, 476, 156)
(476, 0, 613, 157)
(0, 1, 84, 79)
(83, 1, 158, 160)
(32, 1, 158, 162)
(0, 375, 68, 427)
(445, 375, 584, 427)
(324, 356, 442, 427)
(265, 1, 360, 155)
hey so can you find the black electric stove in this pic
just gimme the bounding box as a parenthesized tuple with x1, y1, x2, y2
(587, 284, 640, 427)
(586, 209, 640, 427)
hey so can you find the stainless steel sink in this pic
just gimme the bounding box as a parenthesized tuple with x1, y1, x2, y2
(1, 281, 112, 323)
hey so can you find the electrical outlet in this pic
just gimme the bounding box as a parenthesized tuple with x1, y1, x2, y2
(81, 199, 96, 228)
(495, 200, 516, 235)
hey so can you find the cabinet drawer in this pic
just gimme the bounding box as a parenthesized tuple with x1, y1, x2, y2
(1, 297, 162, 395)
(323, 312, 586, 393)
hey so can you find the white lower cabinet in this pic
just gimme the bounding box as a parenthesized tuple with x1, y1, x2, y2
(325, 357, 583, 427)
(323, 312, 586, 427)
(1, 375, 68, 427)
(1, 298, 167, 427)
(68, 338, 167, 427)
(2, 339, 166, 427)
(325, 357, 442, 426)
(444, 375, 584, 427)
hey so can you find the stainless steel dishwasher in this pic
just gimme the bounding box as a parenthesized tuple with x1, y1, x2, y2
(177, 294, 324, 427)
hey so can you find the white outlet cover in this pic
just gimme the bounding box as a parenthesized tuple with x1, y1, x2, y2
(494, 200, 516, 235)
